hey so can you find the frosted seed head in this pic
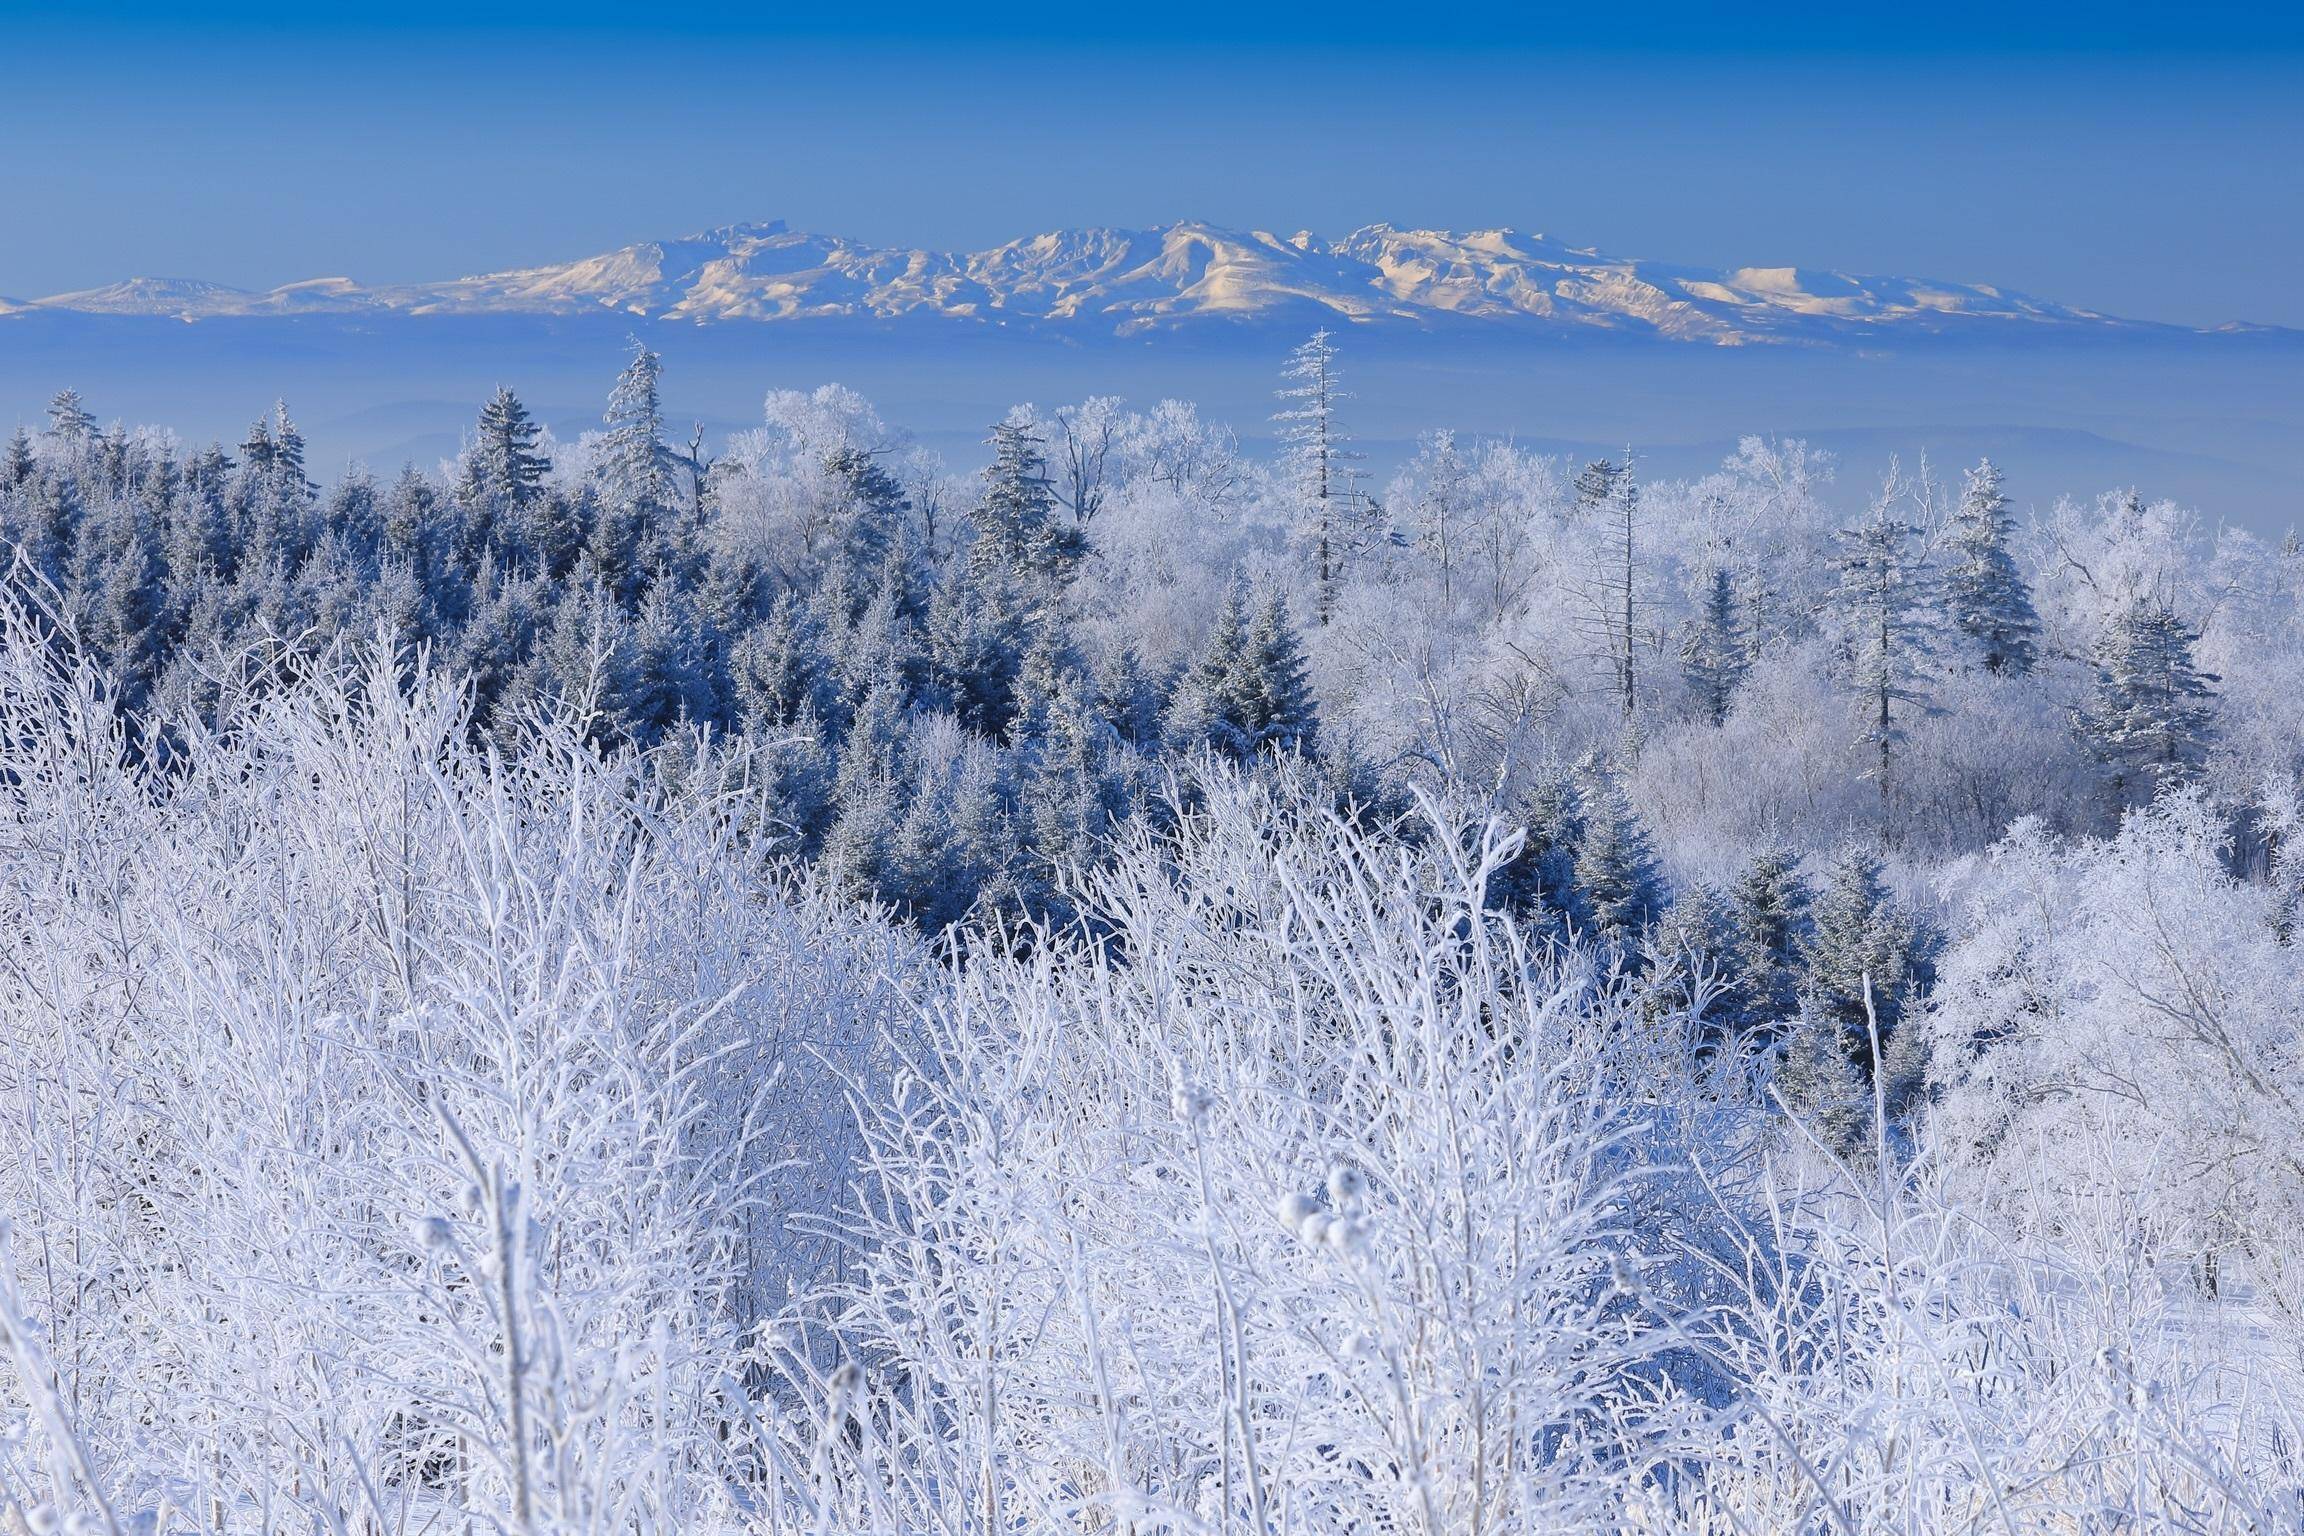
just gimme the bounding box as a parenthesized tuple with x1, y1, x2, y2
(827, 1361, 862, 1409)
(1172, 1083, 1214, 1124)
(26, 1505, 58, 1536)
(417, 1215, 453, 1250)
(1276, 1192, 1320, 1235)
(1325, 1217, 1366, 1253)
(459, 1182, 483, 1216)
(1298, 1212, 1333, 1249)
(1326, 1163, 1365, 1213)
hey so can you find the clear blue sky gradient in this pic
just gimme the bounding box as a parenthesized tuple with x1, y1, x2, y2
(3, 2, 2299, 326)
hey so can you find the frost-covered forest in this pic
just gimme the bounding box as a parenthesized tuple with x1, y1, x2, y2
(2, 331, 2301, 1532)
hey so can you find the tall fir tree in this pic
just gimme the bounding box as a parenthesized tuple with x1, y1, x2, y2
(455, 559, 541, 728)
(1166, 582, 1251, 753)
(731, 594, 835, 732)
(1166, 583, 1318, 760)
(44, 388, 96, 445)
(821, 678, 911, 908)
(518, 575, 632, 742)
(1482, 766, 1589, 934)
(600, 336, 671, 525)
(1644, 881, 1740, 1023)
(1797, 842, 1928, 1073)
(1016, 671, 1125, 920)
(1273, 330, 1365, 620)
(1942, 458, 2039, 675)
(2, 427, 32, 489)
(1726, 847, 1810, 1029)
(827, 559, 926, 720)
(2073, 598, 2218, 817)
(267, 402, 314, 502)
(461, 387, 552, 562)
(926, 563, 1024, 739)
(1092, 642, 1167, 754)
(823, 445, 912, 585)
(620, 583, 719, 745)
(968, 418, 1083, 604)
(1827, 482, 1938, 830)
(1571, 763, 1665, 948)
(889, 727, 1016, 933)
(1233, 589, 1319, 757)
(1681, 563, 1747, 726)
(378, 463, 434, 571)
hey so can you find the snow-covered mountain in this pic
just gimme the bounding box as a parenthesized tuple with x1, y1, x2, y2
(2, 220, 2247, 343)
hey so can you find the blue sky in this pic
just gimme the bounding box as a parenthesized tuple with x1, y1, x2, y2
(4, 2, 2300, 326)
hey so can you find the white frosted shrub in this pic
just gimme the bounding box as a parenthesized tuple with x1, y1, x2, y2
(795, 770, 1728, 1535)
(1, 598, 2297, 1534)
(0, 606, 922, 1532)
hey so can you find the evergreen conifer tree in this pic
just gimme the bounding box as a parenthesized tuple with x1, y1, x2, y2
(968, 418, 1083, 604)
(378, 464, 434, 571)
(1727, 846, 1809, 1028)
(85, 494, 167, 712)
(267, 402, 314, 502)
(1942, 458, 2040, 675)
(1480, 766, 1589, 932)
(1274, 330, 1365, 619)
(455, 559, 540, 727)
(1681, 564, 1746, 726)
(621, 584, 719, 745)
(461, 387, 551, 561)
(824, 445, 911, 585)
(1166, 582, 1251, 755)
(600, 337, 670, 520)
(822, 679, 911, 907)
(1644, 881, 1739, 1023)
(1571, 764, 1665, 947)
(518, 575, 632, 742)
(236, 415, 276, 485)
(828, 561, 926, 720)
(1016, 672, 1121, 920)
(1827, 482, 1939, 829)
(1092, 643, 1167, 754)
(2, 427, 33, 489)
(889, 731, 1016, 933)
(1163, 583, 1317, 760)
(925, 564, 1023, 739)
(1798, 843, 1927, 1074)
(1774, 1003, 1873, 1150)
(2073, 598, 2218, 816)
(1234, 589, 1318, 757)
(731, 596, 835, 732)
(757, 705, 838, 860)
(44, 388, 95, 444)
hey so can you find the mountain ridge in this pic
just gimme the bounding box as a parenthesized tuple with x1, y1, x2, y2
(2, 219, 2279, 345)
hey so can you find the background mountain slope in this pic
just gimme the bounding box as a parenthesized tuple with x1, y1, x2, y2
(8, 219, 2237, 344)
(4, 221, 2295, 529)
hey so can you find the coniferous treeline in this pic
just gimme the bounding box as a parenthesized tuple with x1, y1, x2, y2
(3, 354, 1330, 936)
(6, 331, 2293, 1125)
